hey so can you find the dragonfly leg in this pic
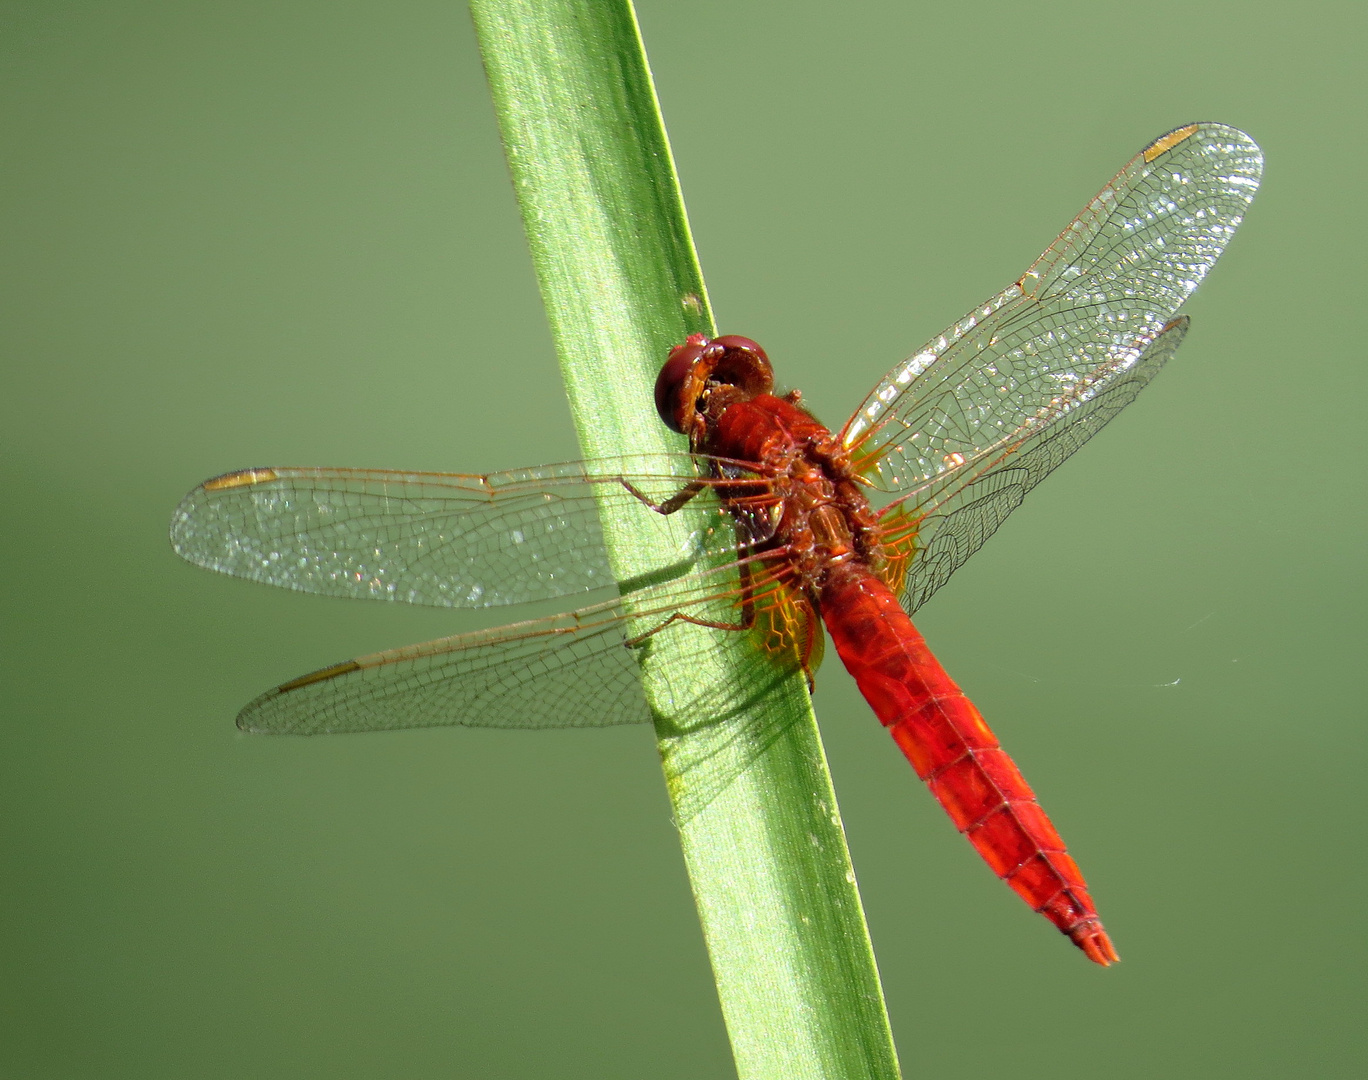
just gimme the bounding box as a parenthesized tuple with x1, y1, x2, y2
(623, 608, 753, 648)
(619, 478, 706, 516)
(624, 560, 759, 647)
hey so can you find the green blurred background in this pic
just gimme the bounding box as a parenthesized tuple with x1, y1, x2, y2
(3, 1, 1363, 1076)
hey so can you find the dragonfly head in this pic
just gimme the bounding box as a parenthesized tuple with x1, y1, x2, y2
(655, 334, 773, 443)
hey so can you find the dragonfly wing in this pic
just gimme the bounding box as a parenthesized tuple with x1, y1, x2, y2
(842, 123, 1261, 497)
(240, 601, 652, 735)
(237, 554, 792, 735)
(897, 316, 1188, 613)
(171, 455, 771, 608)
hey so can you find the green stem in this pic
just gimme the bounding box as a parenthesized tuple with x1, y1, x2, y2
(469, 3, 901, 1076)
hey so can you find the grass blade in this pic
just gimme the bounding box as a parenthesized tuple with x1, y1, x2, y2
(469, 2, 902, 1076)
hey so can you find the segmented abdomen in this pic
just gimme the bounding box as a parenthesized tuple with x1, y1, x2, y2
(818, 561, 1118, 965)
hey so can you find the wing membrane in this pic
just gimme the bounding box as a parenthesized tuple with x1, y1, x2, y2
(171, 455, 778, 608)
(896, 316, 1188, 612)
(843, 123, 1260, 499)
(237, 553, 798, 735)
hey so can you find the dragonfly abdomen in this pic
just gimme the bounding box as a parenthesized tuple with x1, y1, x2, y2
(818, 561, 1119, 965)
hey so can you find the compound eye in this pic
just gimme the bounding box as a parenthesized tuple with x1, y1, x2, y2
(710, 335, 773, 395)
(712, 335, 769, 365)
(655, 338, 708, 433)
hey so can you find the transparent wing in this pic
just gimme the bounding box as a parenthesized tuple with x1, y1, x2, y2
(236, 553, 800, 735)
(894, 316, 1188, 613)
(171, 455, 780, 608)
(842, 123, 1261, 499)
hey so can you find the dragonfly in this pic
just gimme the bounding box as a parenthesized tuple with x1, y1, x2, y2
(172, 122, 1261, 964)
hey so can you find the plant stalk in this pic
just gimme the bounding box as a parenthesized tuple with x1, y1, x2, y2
(469, 3, 901, 1076)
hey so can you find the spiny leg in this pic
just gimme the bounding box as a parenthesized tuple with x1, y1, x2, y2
(619, 478, 706, 516)
(624, 559, 764, 647)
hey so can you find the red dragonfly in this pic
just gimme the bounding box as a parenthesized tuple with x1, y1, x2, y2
(172, 123, 1261, 964)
